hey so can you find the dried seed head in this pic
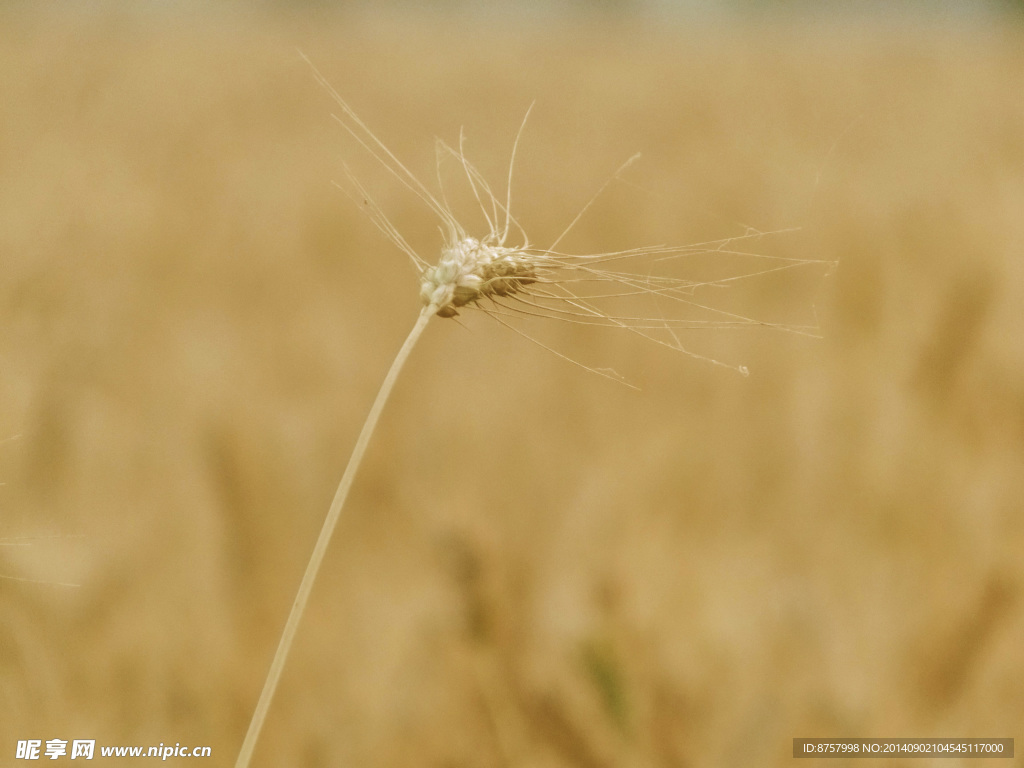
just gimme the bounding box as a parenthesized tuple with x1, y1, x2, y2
(307, 59, 832, 379)
(419, 236, 538, 317)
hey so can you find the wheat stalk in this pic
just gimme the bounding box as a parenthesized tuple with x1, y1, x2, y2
(235, 57, 830, 767)
(234, 304, 432, 768)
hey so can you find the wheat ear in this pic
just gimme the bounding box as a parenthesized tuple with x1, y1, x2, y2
(235, 304, 434, 768)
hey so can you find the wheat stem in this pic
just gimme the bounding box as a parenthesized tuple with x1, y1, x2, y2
(235, 304, 435, 768)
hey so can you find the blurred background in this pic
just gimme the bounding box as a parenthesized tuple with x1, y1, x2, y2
(1, 2, 1022, 766)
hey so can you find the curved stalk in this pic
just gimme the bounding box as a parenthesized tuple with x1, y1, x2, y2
(236, 305, 434, 768)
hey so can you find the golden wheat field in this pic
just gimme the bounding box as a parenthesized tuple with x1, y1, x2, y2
(1, 7, 1023, 767)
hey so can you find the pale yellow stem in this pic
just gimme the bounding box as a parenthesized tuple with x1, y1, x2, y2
(235, 305, 434, 768)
